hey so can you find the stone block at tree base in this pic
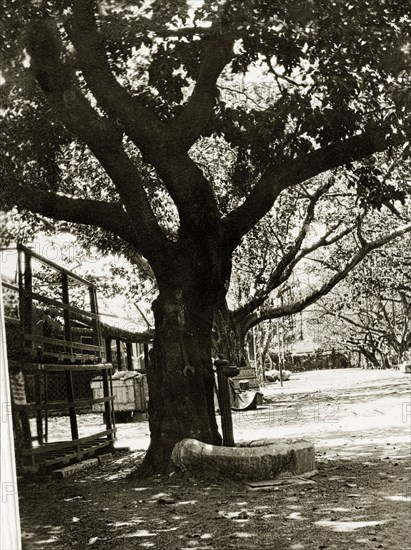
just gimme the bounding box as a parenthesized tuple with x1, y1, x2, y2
(289, 439, 316, 474)
(171, 438, 315, 481)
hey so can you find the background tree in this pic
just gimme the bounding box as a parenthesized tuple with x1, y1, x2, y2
(312, 230, 411, 369)
(1, 0, 411, 473)
(219, 166, 411, 366)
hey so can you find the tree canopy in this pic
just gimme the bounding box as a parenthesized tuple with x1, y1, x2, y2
(2, 0, 410, 242)
(1, 0, 411, 473)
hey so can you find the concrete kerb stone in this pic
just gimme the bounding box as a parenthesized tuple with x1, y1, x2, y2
(171, 438, 315, 481)
(244, 438, 316, 476)
(289, 439, 316, 475)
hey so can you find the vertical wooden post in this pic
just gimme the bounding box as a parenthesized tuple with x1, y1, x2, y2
(20, 251, 44, 445)
(18, 249, 34, 356)
(252, 326, 257, 363)
(61, 273, 73, 353)
(1, 263, 22, 550)
(102, 367, 114, 442)
(89, 286, 103, 361)
(105, 338, 112, 364)
(20, 408, 32, 450)
(61, 273, 78, 447)
(65, 369, 79, 438)
(17, 248, 24, 321)
(214, 359, 239, 447)
(143, 343, 149, 372)
(116, 338, 122, 371)
(103, 338, 115, 441)
(109, 367, 115, 434)
(44, 372, 48, 443)
(126, 342, 133, 370)
(34, 374, 43, 445)
(277, 319, 283, 387)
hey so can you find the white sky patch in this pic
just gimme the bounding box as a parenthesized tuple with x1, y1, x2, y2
(0, 233, 152, 330)
(233, 39, 244, 55)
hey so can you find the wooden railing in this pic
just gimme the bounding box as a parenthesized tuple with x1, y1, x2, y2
(2, 244, 117, 474)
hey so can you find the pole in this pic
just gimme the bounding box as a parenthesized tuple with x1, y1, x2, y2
(277, 319, 283, 387)
(214, 359, 239, 447)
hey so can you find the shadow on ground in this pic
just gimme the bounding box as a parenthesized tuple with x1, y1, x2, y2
(19, 369, 411, 549)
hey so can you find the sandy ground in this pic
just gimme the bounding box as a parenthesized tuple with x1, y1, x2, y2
(19, 368, 411, 550)
(44, 368, 410, 455)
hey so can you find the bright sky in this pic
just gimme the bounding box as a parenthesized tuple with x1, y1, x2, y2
(0, 233, 152, 332)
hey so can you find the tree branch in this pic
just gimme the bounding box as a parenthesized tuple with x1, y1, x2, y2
(67, 0, 166, 151)
(283, 220, 357, 285)
(265, 55, 303, 88)
(399, 291, 410, 354)
(14, 185, 138, 245)
(237, 182, 347, 317)
(243, 221, 411, 332)
(317, 304, 387, 337)
(217, 85, 266, 110)
(268, 225, 354, 302)
(168, 33, 233, 149)
(26, 17, 170, 265)
(223, 127, 403, 249)
(260, 183, 333, 290)
(68, 1, 226, 239)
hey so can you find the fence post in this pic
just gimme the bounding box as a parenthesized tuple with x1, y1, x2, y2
(214, 359, 239, 447)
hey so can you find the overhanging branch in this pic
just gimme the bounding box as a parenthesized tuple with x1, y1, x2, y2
(26, 16, 170, 264)
(223, 126, 403, 249)
(243, 221, 411, 332)
(237, 229, 348, 319)
(237, 182, 344, 317)
(258, 182, 332, 291)
(14, 186, 137, 245)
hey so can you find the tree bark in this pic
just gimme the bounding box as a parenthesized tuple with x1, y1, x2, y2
(358, 346, 380, 369)
(136, 249, 232, 475)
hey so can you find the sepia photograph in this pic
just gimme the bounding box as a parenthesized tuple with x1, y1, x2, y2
(1, 1, 410, 548)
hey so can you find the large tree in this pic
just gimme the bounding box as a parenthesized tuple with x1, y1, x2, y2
(1, 0, 411, 473)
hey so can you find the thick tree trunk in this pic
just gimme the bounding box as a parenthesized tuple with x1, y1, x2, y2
(136, 249, 231, 476)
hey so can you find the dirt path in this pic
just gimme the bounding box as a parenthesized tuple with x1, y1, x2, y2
(19, 369, 411, 550)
